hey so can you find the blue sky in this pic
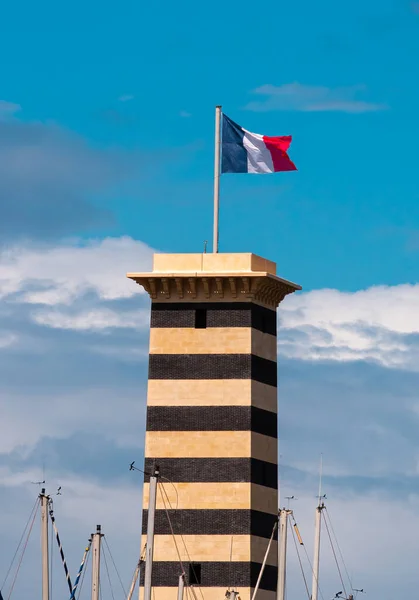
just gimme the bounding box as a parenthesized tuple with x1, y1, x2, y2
(1, 0, 419, 291)
(1, 1, 419, 600)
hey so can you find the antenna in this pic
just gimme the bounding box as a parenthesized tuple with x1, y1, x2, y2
(318, 453, 323, 505)
(203, 240, 208, 253)
(278, 453, 282, 509)
(128, 460, 151, 476)
(285, 495, 297, 508)
(317, 454, 326, 506)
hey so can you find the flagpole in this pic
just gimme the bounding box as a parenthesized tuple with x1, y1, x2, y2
(213, 105, 222, 253)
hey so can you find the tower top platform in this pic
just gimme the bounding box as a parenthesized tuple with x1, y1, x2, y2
(127, 252, 301, 308)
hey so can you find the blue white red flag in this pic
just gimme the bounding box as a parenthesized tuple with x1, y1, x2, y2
(221, 114, 297, 174)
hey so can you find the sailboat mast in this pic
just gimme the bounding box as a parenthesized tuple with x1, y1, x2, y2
(40, 489, 50, 600)
(311, 505, 323, 600)
(126, 559, 142, 600)
(143, 468, 159, 600)
(91, 525, 103, 600)
(277, 509, 290, 600)
(312, 456, 325, 600)
(177, 574, 185, 600)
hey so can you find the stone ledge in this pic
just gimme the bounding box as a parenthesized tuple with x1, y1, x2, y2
(126, 272, 301, 308)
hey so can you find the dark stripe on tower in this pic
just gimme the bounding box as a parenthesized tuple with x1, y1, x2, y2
(146, 406, 277, 437)
(143, 458, 277, 488)
(150, 302, 277, 336)
(140, 561, 278, 591)
(148, 354, 277, 386)
(141, 509, 278, 538)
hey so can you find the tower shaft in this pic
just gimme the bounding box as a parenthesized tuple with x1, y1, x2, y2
(128, 253, 301, 600)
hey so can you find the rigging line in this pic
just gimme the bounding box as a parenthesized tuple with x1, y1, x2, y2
(102, 544, 116, 600)
(159, 475, 179, 511)
(7, 499, 39, 600)
(291, 514, 326, 600)
(186, 585, 199, 600)
(157, 483, 186, 574)
(228, 536, 234, 591)
(289, 518, 310, 600)
(1, 496, 39, 591)
(159, 482, 205, 600)
(103, 537, 127, 597)
(160, 484, 204, 600)
(76, 543, 91, 600)
(322, 512, 347, 598)
(158, 485, 203, 600)
(324, 508, 353, 591)
(48, 501, 73, 594)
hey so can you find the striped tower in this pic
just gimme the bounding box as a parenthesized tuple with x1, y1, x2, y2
(127, 253, 301, 600)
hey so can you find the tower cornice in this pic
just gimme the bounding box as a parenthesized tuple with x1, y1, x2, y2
(127, 271, 300, 308)
(127, 252, 301, 308)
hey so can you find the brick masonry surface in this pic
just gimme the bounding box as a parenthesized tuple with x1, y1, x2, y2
(146, 406, 277, 437)
(142, 297, 279, 594)
(148, 354, 277, 386)
(139, 561, 278, 590)
(143, 458, 278, 488)
(141, 509, 278, 538)
(150, 302, 277, 335)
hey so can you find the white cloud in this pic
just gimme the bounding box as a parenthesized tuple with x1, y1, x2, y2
(0, 100, 21, 117)
(279, 284, 419, 369)
(118, 94, 134, 102)
(0, 385, 146, 454)
(0, 236, 154, 304)
(246, 82, 387, 113)
(33, 307, 149, 331)
(0, 331, 17, 348)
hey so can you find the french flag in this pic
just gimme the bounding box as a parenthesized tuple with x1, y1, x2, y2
(221, 114, 297, 174)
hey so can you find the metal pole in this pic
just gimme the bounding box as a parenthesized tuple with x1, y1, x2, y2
(177, 574, 185, 600)
(144, 468, 159, 600)
(70, 540, 92, 600)
(91, 525, 102, 600)
(311, 505, 323, 600)
(127, 560, 142, 600)
(277, 510, 290, 600)
(40, 489, 50, 600)
(213, 105, 222, 253)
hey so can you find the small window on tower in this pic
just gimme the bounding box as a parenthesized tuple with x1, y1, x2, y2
(189, 563, 202, 585)
(261, 314, 268, 334)
(195, 309, 207, 329)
